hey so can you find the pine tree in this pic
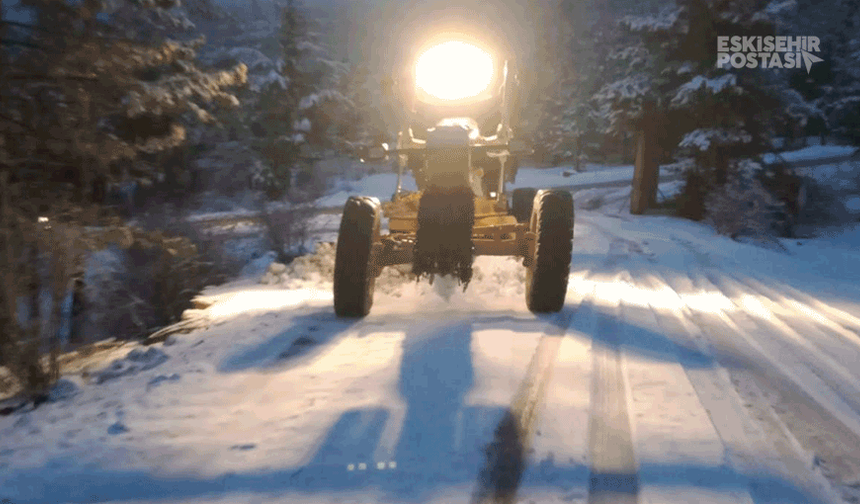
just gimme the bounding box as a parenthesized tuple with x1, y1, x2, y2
(1, 0, 248, 203)
(252, 0, 369, 199)
(592, 0, 817, 218)
(0, 0, 247, 399)
(251, 0, 307, 197)
(530, 0, 594, 166)
(785, 0, 860, 144)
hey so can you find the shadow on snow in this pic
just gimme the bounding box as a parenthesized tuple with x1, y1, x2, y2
(1, 294, 830, 504)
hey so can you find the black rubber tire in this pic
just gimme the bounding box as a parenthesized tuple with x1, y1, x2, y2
(334, 196, 381, 317)
(526, 189, 574, 313)
(511, 187, 538, 223)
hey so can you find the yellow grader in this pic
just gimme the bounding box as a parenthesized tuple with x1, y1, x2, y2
(335, 38, 574, 317)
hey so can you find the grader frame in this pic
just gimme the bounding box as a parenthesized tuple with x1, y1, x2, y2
(333, 50, 573, 317)
(367, 189, 536, 279)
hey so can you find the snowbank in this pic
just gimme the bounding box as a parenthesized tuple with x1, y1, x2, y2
(762, 145, 857, 164)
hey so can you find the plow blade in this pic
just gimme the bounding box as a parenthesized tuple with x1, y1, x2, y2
(412, 186, 475, 287)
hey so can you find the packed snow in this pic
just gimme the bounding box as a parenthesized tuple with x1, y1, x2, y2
(315, 163, 678, 210)
(2, 146, 860, 504)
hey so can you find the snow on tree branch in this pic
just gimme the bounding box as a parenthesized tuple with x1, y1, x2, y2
(250, 70, 289, 92)
(780, 88, 824, 127)
(676, 62, 695, 75)
(135, 123, 186, 153)
(296, 39, 327, 55)
(750, 0, 798, 25)
(679, 128, 752, 151)
(764, 0, 798, 16)
(607, 44, 650, 67)
(620, 8, 681, 32)
(88, 37, 204, 75)
(298, 89, 351, 111)
(594, 74, 653, 103)
(671, 74, 740, 107)
(208, 47, 274, 71)
(125, 63, 248, 120)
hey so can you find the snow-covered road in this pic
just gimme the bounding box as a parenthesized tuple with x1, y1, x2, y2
(3, 187, 860, 503)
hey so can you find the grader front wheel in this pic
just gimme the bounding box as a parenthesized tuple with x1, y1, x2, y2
(334, 196, 381, 317)
(525, 189, 574, 313)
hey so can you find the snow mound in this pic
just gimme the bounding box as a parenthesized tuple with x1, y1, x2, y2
(47, 378, 81, 403)
(94, 347, 169, 384)
(259, 242, 419, 296)
(259, 242, 336, 287)
(240, 251, 277, 278)
(469, 257, 528, 298)
(257, 243, 527, 302)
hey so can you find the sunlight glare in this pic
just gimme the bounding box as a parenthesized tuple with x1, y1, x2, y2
(680, 291, 736, 314)
(787, 299, 831, 325)
(207, 289, 331, 319)
(647, 284, 686, 311)
(569, 275, 682, 311)
(738, 294, 773, 320)
(568, 274, 734, 315)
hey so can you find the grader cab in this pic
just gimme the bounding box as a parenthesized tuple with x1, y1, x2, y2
(335, 37, 574, 317)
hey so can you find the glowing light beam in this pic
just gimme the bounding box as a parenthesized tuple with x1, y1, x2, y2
(415, 41, 494, 101)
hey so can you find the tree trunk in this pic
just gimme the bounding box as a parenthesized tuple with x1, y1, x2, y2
(251, 0, 264, 20)
(622, 132, 629, 163)
(631, 127, 660, 215)
(69, 277, 86, 345)
(712, 146, 728, 186)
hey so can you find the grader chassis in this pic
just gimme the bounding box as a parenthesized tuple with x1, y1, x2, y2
(333, 164, 574, 318)
(333, 47, 574, 317)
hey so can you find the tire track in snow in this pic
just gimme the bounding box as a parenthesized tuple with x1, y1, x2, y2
(731, 273, 860, 354)
(576, 214, 658, 267)
(563, 215, 856, 503)
(469, 252, 620, 504)
(638, 267, 833, 503)
(584, 272, 638, 504)
(618, 268, 754, 504)
(669, 269, 856, 503)
(709, 272, 860, 420)
(470, 311, 572, 504)
(695, 271, 860, 440)
(515, 287, 595, 504)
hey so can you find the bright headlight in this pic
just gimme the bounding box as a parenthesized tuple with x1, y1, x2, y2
(415, 41, 494, 101)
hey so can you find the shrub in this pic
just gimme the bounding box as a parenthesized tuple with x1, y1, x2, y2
(0, 175, 93, 400)
(80, 204, 242, 344)
(676, 168, 709, 221)
(704, 170, 785, 239)
(259, 204, 315, 264)
(133, 207, 242, 327)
